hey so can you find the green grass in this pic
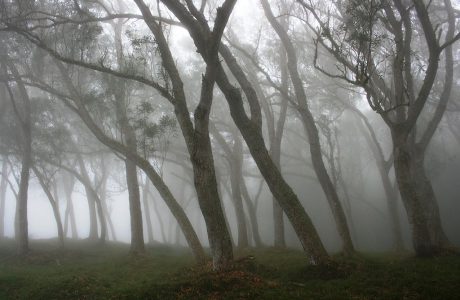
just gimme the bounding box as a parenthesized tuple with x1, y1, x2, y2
(0, 239, 459, 299)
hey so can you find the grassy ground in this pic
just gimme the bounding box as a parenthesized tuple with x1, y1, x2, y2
(0, 239, 459, 299)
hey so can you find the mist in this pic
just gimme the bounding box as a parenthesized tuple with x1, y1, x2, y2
(0, 0, 459, 299)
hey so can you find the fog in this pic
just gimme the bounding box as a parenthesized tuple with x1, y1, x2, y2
(1, 0, 460, 273)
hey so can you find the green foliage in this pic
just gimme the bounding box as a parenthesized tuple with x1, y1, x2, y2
(1, 240, 459, 299)
(132, 101, 177, 157)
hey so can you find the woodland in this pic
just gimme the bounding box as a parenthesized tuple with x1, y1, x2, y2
(0, 0, 460, 299)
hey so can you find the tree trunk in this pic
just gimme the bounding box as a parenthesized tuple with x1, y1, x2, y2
(100, 191, 117, 242)
(32, 166, 65, 249)
(93, 181, 107, 244)
(142, 177, 155, 245)
(191, 136, 233, 267)
(229, 136, 249, 248)
(150, 191, 167, 243)
(393, 136, 449, 256)
(412, 147, 450, 248)
(239, 178, 263, 247)
(134, 0, 235, 269)
(5, 61, 32, 255)
(353, 109, 404, 250)
(76, 156, 98, 240)
(393, 142, 434, 256)
(211, 47, 329, 263)
(125, 158, 145, 254)
(217, 86, 328, 263)
(62, 173, 78, 239)
(0, 158, 7, 238)
(270, 131, 286, 248)
(261, 0, 354, 255)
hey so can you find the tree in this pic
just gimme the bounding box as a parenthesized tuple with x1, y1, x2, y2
(300, 0, 459, 255)
(1, 55, 32, 255)
(159, 0, 330, 264)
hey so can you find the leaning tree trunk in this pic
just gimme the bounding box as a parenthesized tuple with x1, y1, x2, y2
(212, 45, 330, 264)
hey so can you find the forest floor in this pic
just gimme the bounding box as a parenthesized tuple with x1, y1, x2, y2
(0, 239, 459, 299)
